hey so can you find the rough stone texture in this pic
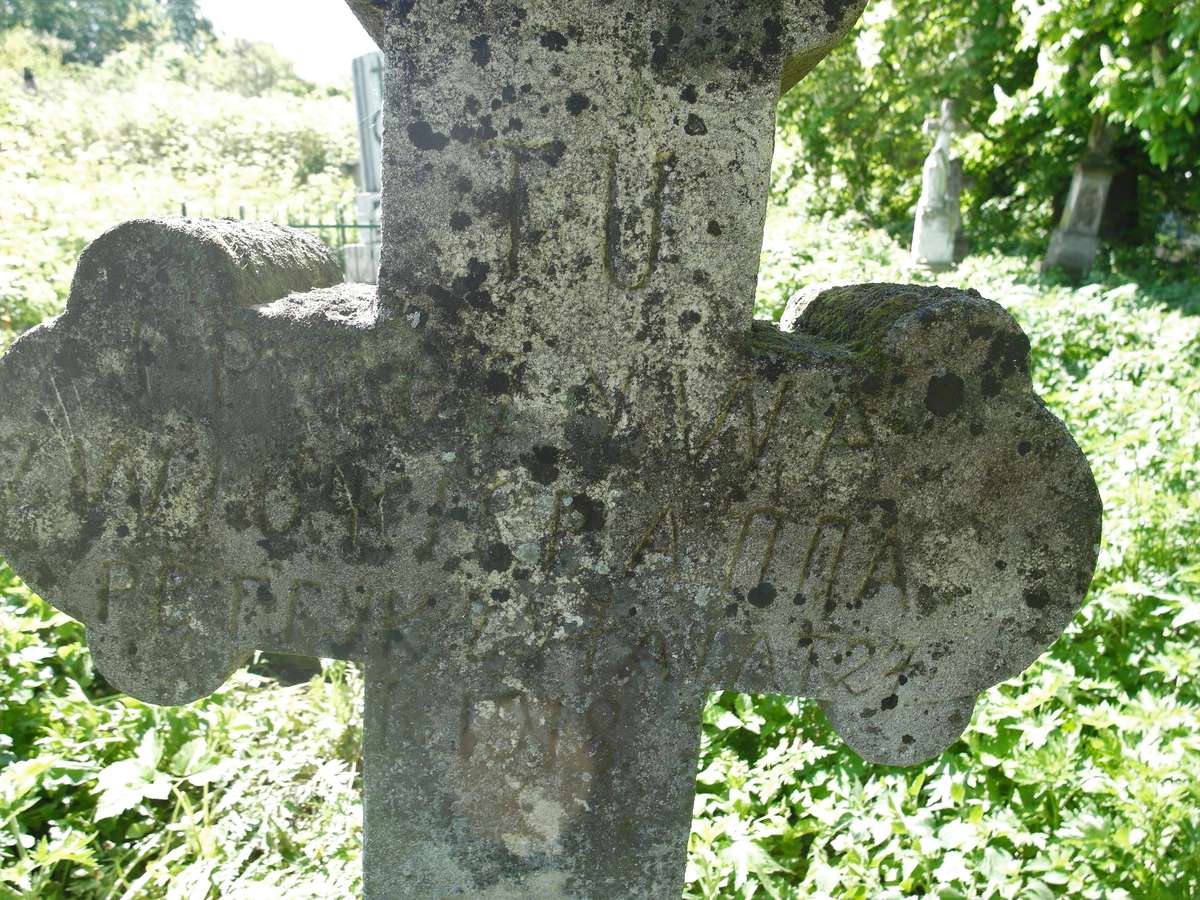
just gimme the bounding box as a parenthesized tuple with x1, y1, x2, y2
(0, 2, 1102, 898)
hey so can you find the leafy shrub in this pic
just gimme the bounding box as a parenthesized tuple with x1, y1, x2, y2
(0, 28, 357, 345)
(0, 575, 363, 898)
(778, 0, 1200, 251)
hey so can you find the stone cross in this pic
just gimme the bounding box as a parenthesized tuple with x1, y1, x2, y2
(911, 99, 963, 272)
(352, 50, 385, 196)
(0, 2, 1101, 897)
(1043, 118, 1117, 278)
(345, 52, 386, 284)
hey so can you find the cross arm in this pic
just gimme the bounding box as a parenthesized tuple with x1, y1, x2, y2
(703, 283, 1101, 766)
(0, 218, 378, 706)
(343, 0, 386, 47)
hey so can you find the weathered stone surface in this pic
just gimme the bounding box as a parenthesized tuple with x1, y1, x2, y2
(0, 2, 1102, 898)
(1043, 119, 1117, 278)
(911, 100, 963, 272)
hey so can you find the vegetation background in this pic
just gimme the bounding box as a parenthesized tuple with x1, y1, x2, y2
(1, 1, 1198, 897)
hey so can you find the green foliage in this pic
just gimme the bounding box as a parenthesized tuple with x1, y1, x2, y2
(0, 0, 210, 64)
(0, 577, 363, 897)
(779, 0, 1200, 250)
(163, 0, 211, 51)
(0, 27, 356, 344)
(2, 0, 158, 65)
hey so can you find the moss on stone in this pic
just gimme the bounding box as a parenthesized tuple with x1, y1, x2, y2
(787, 283, 971, 371)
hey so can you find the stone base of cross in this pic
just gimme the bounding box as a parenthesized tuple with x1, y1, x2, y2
(0, 2, 1101, 897)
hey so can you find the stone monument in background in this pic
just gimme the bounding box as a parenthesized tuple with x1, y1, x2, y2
(344, 51, 384, 285)
(0, 1, 1101, 897)
(911, 99, 963, 272)
(1043, 118, 1117, 279)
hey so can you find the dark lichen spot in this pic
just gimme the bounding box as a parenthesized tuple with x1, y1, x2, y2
(407, 121, 449, 151)
(681, 84, 699, 103)
(747, 582, 777, 608)
(760, 17, 784, 56)
(679, 309, 702, 331)
(427, 258, 492, 318)
(449, 212, 472, 231)
(490, 588, 511, 603)
(570, 494, 607, 532)
(521, 445, 561, 485)
(1024, 587, 1050, 610)
(724, 602, 739, 618)
(902, 734, 915, 745)
(707, 219, 722, 236)
(469, 34, 491, 66)
(540, 30, 568, 51)
(483, 370, 511, 396)
(881, 694, 899, 710)
(482, 542, 513, 573)
(116, 524, 129, 538)
(565, 93, 590, 115)
(995, 559, 1008, 570)
(925, 372, 965, 417)
(823, 0, 855, 30)
(684, 113, 708, 136)
(968, 324, 994, 340)
(1018, 440, 1033, 456)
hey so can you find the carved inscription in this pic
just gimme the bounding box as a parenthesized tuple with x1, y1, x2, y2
(627, 502, 679, 575)
(476, 142, 675, 287)
(685, 374, 791, 464)
(725, 510, 907, 614)
(604, 150, 675, 289)
(460, 691, 565, 766)
(97, 560, 134, 626)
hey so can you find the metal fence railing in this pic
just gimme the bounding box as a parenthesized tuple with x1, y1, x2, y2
(174, 203, 380, 272)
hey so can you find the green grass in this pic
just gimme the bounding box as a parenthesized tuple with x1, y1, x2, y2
(1, 592, 363, 898)
(3, 26, 1200, 899)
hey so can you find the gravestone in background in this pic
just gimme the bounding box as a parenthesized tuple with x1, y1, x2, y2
(344, 51, 385, 285)
(1043, 119, 1117, 279)
(910, 100, 963, 272)
(0, 1, 1101, 897)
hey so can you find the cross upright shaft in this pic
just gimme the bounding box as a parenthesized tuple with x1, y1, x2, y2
(373, 2, 853, 376)
(0, 1, 1101, 898)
